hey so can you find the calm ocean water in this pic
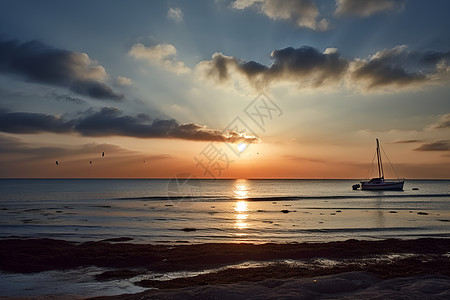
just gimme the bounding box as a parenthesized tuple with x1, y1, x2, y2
(0, 179, 449, 243)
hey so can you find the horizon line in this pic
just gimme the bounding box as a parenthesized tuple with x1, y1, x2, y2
(1, 177, 449, 180)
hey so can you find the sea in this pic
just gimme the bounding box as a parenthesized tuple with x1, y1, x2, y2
(1, 178, 449, 244)
(1, 178, 450, 298)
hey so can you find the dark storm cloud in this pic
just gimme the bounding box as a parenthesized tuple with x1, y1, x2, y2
(199, 44, 450, 92)
(0, 109, 74, 133)
(240, 61, 269, 77)
(414, 140, 450, 151)
(268, 46, 348, 86)
(350, 46, 450, 90)
(70, 79, 122, 100)
(0, 108, 260, 143)
(350, 46, 429, 90)
(75, 107, 259, 143)
(0, 39, 123, 100)
(199, 46, 348, 89)
(335, 0, 405, 17)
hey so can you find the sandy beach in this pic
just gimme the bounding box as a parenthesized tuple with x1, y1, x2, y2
(1, 238, 450, 299)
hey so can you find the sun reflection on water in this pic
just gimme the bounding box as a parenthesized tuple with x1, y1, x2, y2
(233, 179, 249, 200)
(234, 200, 249, 229)
(233, 179, 250, 230)
(235, 200, 248, 212)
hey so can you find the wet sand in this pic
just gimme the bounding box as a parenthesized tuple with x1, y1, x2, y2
(93, 272, 450, 300)
(1, 238, 450, 299)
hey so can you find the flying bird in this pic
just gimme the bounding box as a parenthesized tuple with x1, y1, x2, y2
(102, 152, 104, 157)
(55, 160, 59, 165)
(89, 160, 92, 165)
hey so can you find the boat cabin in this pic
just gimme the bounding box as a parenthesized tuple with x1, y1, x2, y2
(366, 178, 384, 184)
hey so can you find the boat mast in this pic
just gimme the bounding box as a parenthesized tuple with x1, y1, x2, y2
(376, 138, 384, 179)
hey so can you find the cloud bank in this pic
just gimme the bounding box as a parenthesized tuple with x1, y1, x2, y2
(197, 46, 347, 89)
(197, 45, 450, 92)
(0, 39, 123, 100)
(232, 0, 328, 31)
(335, 0, 405, 17)
(0, 108, 259, 144)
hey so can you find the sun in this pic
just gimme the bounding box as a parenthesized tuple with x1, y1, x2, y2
(237, 142, 247, 153)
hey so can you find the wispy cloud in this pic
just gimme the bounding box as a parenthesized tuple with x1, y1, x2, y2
(391, 139, 423, 144)
(425, 113, 450, 130)
(335, 0, 405, 18)
(167, 7, 183, 23)
(0, 134, 175, 177)
(47, 92, 87, 105)
(0, 108, 260, 144)
(129, 43, 190, 74)
(0, 39, 123, 100)
(232, 0, 328, 31)
(0, 134, 131, 160)
(414, 140, 450, 151)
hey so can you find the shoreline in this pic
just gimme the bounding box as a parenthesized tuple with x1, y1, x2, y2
(1, 237, 450, 298)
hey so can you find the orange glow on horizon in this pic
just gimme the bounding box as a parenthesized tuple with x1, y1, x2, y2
(1, 134, 449, 179)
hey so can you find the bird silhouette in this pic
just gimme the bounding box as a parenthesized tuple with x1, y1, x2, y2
(55, 160, 59, 165)
(102, 152, 105, 157)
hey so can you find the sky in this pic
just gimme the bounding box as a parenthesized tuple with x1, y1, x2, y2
(0, 0, 449, 179)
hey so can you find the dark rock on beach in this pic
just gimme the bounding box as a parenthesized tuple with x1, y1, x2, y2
(182, 228, 197, 232)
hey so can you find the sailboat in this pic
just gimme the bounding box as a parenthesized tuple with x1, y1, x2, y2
(358, 139, 404, 191)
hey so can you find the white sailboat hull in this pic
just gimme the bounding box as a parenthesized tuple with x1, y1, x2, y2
(361, 180, 404, 191)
